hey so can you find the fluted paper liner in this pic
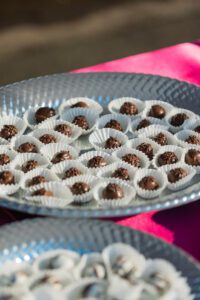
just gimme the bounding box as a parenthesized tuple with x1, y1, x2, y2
(152, 145, 184, 169)
(23, 107, 58, 130)
(12, 153, 50, 172)
(0, 169, 23, 195)
(127, 137, 160, 161)
(182, 146, 200, 174)
(51, 160, 89, 180)
(0, 115, 27, 141)
(142, 100, 173, 118)
(0, 147, 17, 170)
(59, 97, 103, 115)
(113, 147, 150, 169)
(175, 129, 200, 148)
(10, 135, 43, 153)
(96, 113, 130, 134)
(129, 116, 168, 137)
(184, 118, 200, 132)
(40, 143, 79, 164)
(165, 108, 198, 133)
(138, 127, 178, 146)
(29, 128, 69, 144)
(108, 97, 145, 118)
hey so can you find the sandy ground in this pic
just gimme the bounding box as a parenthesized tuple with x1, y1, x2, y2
(0, 0, 200, 84)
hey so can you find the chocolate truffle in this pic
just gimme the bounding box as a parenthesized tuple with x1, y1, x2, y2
(54, 124, 72, 137)
(39, 134, 57, 144)
(35, 107, 56, 123)
(111, 167, 130, 181)
(168, 168, 187, 183)
(17, 142, 38, 153)
(32, 188, 53, 197)
(194, 125, 200, 133)
(0, 153, 10, 166)
(51, 151, 72, 164)
(62, 168, 82, 179)
(0, 171, 15, 185)
(102, 183, 124, 199)
(21, 160, 39, 173)
(104, 119, 123, 132)
(138, 176, 159, 191)
(87, 156, 107, 168)
(72, 115, 89, 130)
(122, 153, 141, 167)
(28, 175, 46, 187)
(0, 125, 18, 140)
(149, 104, 166, 119)
(157, 151, 178, 166)
(70, 181, 90, 195)
(105, 137, 122, 149)
(136, 119, 151, 130)
(136, 143, 154, 160)
(153, 133, 168, 146)
(71, 101, 88, 108)
(170, 113, 188, 127)
(185, 149, 200, 166)
(185, 135, 200, 145)
(119, 102, 138, 115)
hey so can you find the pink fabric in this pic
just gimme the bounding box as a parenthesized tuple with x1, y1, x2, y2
(74, 42, 200, 261)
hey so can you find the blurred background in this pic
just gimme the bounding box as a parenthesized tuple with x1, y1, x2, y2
(0, 0, 200, 85)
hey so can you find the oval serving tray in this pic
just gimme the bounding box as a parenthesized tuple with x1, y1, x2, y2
(0, 218, 199, 298)
(0, 72, 200, 218)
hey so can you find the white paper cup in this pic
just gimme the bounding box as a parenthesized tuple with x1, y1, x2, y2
(108, 97, 145, 118)
(29, 128, 69, 144)
(0, 115, 27, 141)
(113, 147, 150, 169)
(40, 143, 79, 164)
(59, 97, 103, 115)
(134, 169, 167, 199)
(0, 137, 10, 145)
(184, 118, 200, 132)
(51, 160, 89, 180)
(23, 107, 58, 130)
(152, 145, 184, 169)
(12, 153, 50, 173)
(129, 116, 168, 137)
(89, 128, 128, 154)
(96, 113, 130, 134)
(142, 100, 173, 118)
(127, 137, 160, 161)
(182, 146, 200, 174)
(165, 108, 198, 133)
(175, 130, 200, 148)
(138, 127, 178, 146)
(0, 147, 17, 170)
(10, 135, 43, 153)
(0, 169, 23, 195)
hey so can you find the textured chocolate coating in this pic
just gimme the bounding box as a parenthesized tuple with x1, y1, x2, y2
(54, 124, 72, 137)
(105, 137, 122, 149)
(71, 101, 88, 108)
(149, 104, 166, 119)
(170, 113, 188, 127)
(72, 115, 89, 130)
(0, 171, 15, 185)
(32, 188, 53, 197)
(17, 142, 38, 153)
(158, 151, 178, 166)
(138, 176, 159, 190)
(153, 133, 168, 146)
(28, 175, 46, 187)
(87, 156, 107, 168)
(70, 181, 90, 195)
(35, 107, 56, 123)
(63, 167, 82, 179)
(111, 167, 130, 181)
(102, 183, 124, 199)
(0, 125, 18, 140)
(168, 168, 187, 183)
(119, 102, 138, 115)
(122, 153, 141, 167)
(185, 149, 200, 166)
(39, 134, 57, 144)
(0, 153, 10, 166)
(21, 160, 39, 173)
(104, 119, 123, 132)
(185, 135, 200, 145)
(136, 119, 151, 130)
(194, 125, 200, 133)
(51, 151, 72, 164)
(136, 143, 154, 160)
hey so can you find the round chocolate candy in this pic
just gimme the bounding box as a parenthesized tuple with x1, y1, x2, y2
(194, 125, 200, 133)
(71, 101, 88, 108)
(185, 149, 200, 166)
(153, 133, 168, 146)
(62, 167, 82, 179)
(136, 119, 151, 130)
(21, 160, 39, 173)
(185, 135, 200, 145)
(105, 137, 122, 149)
(157, 151, 178, 166)
(138, 176, 159, 191)
(168, 168, 187, 183)
(32, 188, 53, 197)
(122, 153, 141, 167)
(54, 124, 72, 137)
(72, 115, 89, 130)
(136, 143, 154, 160)
(70, 182, 90, 195)
(149, 104, 166, 119)
(28, 175, 46, 187)
(0, 171, 15, 185)
(104, 119, 123, 132)
(119, 102, 138, 115)
(102, 183, 124, 199)
(51, 151, 72, 164)
(170, 113, 188, 127)
(39, 134, 57, 144)
(17, 142, 38, 153)
(87, 156, 107, 168)
(35, 107, 56, 123)
(0, 153, 10, 166)
(0, 125, 18, 140)
(111, 167, 130, 181)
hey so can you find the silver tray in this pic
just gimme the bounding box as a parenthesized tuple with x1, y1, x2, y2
(0, 218, 199, 298)
(0, 72, 200, 218)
